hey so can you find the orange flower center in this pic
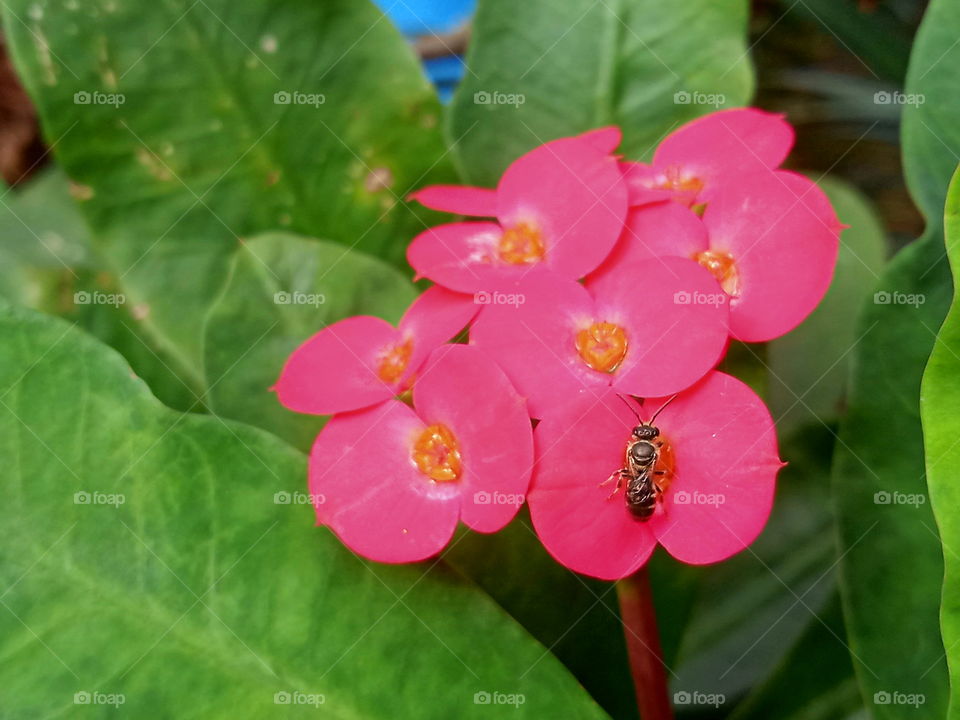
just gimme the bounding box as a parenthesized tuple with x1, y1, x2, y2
(377, 338, 413, 383)
(576, 322, 628, 373)
(694, 249, 741, 297)
(412, 424, 462, 481)
(498, 222, 545, 264)
(651, 166, 704, 195)
(654, 436, 676, 487)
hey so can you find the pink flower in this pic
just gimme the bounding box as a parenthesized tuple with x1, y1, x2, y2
(308, 345, 533, 563)
(590, 171, 841, 342)
(273, 286, 477, 415)
(406, 129, 628, 292)
(528, 373, 784, 580)
(469, 259, 729, 418)
(621, 108, 794, 208)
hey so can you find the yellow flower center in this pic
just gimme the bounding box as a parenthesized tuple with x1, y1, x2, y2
(498, 222, 545, 264)
(575, 322, 629, 373)
(412, 424, 462, 482)
(377, 338, 413, 383)
(694, 249, 741, 297)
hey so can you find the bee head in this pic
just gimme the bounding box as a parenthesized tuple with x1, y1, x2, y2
(632, 425, 659, 440)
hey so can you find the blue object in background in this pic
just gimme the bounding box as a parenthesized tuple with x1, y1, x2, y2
(374, 0, 475, 101)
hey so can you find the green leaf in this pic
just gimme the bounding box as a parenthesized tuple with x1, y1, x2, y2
(728, 595, 863, 720)
(831, 0, 960, 714)
(670, 424, 838, 702)
(3, 0, 454, 381)
(448, 0, 754, 184)
(0, 300, 608, 719)
(831, 235, 951, 718)
(446, 513, 639, 720)
(0, 168, 91, 306)
(767, 177, 888, 435)
(203, 232, 418, 452)
(921, 167, 960, 720)
(0, 168, 198, 410)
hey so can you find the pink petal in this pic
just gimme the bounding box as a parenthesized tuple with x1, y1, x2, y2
(654, 109, 794, 201)
(399, 285, 479, 372)
(702, 171, 840, 342)
(309, 401, 461, 563)
(578, 126, 623, 154)
(587, 256, 730, 397)
(407, 221, 532, 293)
(588, 202, 709, 285)
(274, 316, 400, 415)
(497, 134, 628, 280)
(644, 372, 783, 564)
(414, 345, 533, 532)
(409, 185, 498, 217)
(528, 389, 657, 580)
(469, 272, 611, 418)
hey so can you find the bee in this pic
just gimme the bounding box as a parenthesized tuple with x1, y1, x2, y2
(601, 394, 677, 520)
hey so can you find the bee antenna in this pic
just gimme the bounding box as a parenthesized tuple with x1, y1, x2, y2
(616, 393, 642, 423)
(647, 394, 679, 425)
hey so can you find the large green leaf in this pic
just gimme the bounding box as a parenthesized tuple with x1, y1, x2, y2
(204, 232, 418, 452)
(669, 424, 838, 705)
(921, 168, 960, 720)
(448, 0, 753, 184)
(0, 168, 198, 410)
(0, 300, 608, 719)
(831, 0, 960, 713)
(767, 177, 888, 435)
(728, 596, 863, 720)
(4, 0, 454, 383)
(0, 168, 91, 306)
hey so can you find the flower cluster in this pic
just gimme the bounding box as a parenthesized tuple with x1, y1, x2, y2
(275, 108, 841, 579)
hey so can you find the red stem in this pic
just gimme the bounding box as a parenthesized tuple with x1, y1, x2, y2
(616, 567, 674, 720)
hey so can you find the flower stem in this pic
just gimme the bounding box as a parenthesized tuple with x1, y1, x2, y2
(616, 567, 674, 720)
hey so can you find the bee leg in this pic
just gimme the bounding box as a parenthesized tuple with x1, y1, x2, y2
(600, 469, 628, 499)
